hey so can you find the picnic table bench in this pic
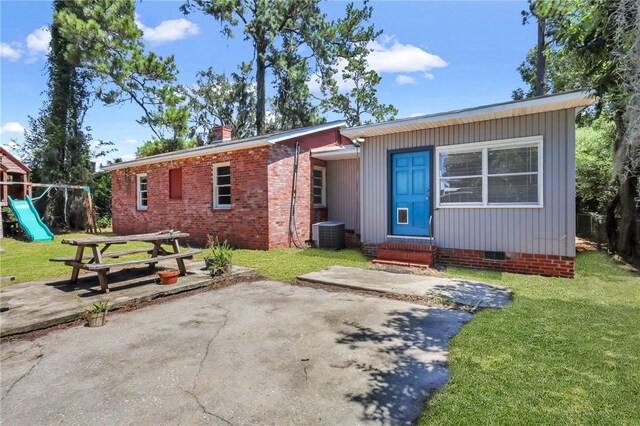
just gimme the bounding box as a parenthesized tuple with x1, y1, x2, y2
(50, 231, 201, 293)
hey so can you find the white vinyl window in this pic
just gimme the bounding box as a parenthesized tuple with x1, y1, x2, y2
(213, 162, 231, 209)
(313, 166, 326, 207)
(436, 136, 543, 208)
(136, 173, 148, 210)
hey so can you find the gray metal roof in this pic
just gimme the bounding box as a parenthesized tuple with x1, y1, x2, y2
(103, 120, 347, 171)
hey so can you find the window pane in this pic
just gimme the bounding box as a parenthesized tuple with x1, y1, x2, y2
(218, 186, 231, 196)
(488, 175, 538, 203)
(439, 151, 482, 177)
(217, 166, 230, 176)
(313, 169, 323, 179)
(314, 195, 323, 205)
(218, 195, 231, 205)
(313, 178, 323, 187)
(439, 177, 482, 203)
(313, 187, 322, 196)
(488, 146, 538, 174)
(217, 175, 230, 186)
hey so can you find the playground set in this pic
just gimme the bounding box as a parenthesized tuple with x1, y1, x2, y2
(0, 147, 100, 242)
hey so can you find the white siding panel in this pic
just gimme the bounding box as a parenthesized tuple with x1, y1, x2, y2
(360, 109, 576, 256)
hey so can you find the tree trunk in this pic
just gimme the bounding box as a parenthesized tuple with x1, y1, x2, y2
(256, 45, 266, 135)
(617, 174, 639, 257)
(535, 15, 546, 96)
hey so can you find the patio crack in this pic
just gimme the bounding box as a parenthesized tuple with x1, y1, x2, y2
(1, 345, 44, 401)
(189, 303, 232, 425)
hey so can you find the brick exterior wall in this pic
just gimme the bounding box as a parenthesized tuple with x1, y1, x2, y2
(111, 147, 270, 249)
(111, 128, 342, 250)
(437, 248, 574, 278)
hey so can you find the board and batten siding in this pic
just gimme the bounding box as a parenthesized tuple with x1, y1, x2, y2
(327, 158, 359, 232)
(360, 109, 577, 257)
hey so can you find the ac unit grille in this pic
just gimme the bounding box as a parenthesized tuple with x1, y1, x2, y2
(314, 222, 345, 250)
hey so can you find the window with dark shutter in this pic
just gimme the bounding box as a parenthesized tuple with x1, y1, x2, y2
(169, 168, 182, 199)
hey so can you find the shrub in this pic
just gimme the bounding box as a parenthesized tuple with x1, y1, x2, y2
(203, 236, 233, 277)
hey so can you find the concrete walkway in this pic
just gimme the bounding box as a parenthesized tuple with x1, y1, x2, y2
(1, 281, 472, 425)
(0, 260, 256, 337)
(298, 266, 511, 308)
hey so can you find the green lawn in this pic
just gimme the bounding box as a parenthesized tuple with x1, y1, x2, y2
(421, 252, 640, 425)
(0, 232, 166, 286)
(1, 234, 638, 423)
(226, 247, 370, 282)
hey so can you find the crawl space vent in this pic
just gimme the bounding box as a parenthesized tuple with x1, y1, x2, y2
(484, 251, 506, 261)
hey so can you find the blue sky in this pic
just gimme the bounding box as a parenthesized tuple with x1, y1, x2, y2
(1, 1, 535, 163)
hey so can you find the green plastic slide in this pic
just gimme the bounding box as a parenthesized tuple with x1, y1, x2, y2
(7, 196, 54, 242)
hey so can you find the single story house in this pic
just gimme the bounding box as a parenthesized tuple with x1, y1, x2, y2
(105, 91, 595, 278)
(328, 91, 596, 278)
(103, 121, 352, 249)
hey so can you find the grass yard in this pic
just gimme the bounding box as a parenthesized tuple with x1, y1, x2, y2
(224, 247, 370, 282)
(0, 232, 166, 286)
(1, 233, 638, 423)
(421, 251, 640, 425)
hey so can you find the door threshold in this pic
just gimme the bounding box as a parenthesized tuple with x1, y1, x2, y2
(386, 235, 433, 240)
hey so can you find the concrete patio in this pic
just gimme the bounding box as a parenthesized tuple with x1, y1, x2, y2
(0, 260, 257, 337)
(298, 266, 512, 308)
(1, 280, 473, 425)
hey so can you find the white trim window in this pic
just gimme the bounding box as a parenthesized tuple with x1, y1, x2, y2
(213, 162, 231, 209)
(136, 173, 148, 210)
(436, 136, 543, 208)
(313, 166, 326, 207)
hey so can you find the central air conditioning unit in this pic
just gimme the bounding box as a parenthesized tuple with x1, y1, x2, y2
(312, 221, 345, 250)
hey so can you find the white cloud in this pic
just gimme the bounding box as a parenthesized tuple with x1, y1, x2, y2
(121, 154, 136, 162)
(367, 35, 447, 74)
(409, 112, 426, 118)
(396, 75, 417, 85)
(26, 27, 51, 55)
(124, 138, 138, 145)
(0, 122, 25, 135)
(308, 35, 447, 93)
(0, 43, 22, 61)
(136, 17, 200, 45)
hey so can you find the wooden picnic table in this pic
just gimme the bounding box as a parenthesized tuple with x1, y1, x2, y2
(50, 231, 201, 293)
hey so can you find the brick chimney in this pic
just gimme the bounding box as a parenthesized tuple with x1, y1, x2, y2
(209, 125, 233, 143)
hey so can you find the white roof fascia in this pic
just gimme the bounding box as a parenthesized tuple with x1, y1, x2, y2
(341, 91, 597, 139)
(311, 145, 359, 160)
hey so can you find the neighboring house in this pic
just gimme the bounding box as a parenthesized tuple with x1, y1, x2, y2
(103, 122, 350, 249)
(334, 91, 596, 278)
(0, 147, 31, 207)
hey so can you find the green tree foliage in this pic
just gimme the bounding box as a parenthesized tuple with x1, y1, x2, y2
(182, 64, 257, 142)
(320, 3, 397, 126)
(181, 0, 394, 134)
(523, 0, 639, 257)
(576, 118, 617, 213)
(56, 0, 190, 152)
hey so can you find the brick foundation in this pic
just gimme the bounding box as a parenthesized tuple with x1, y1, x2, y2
(361, 244, 575, 278)
(437, 248, 574, 278)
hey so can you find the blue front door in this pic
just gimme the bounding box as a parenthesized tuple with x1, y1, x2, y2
(391, 150, 431, 236)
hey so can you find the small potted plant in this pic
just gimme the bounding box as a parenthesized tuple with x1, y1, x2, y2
(86, 300, 109, 327)
(203, 236, 233, 277)
(158, 269, 180, 285)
